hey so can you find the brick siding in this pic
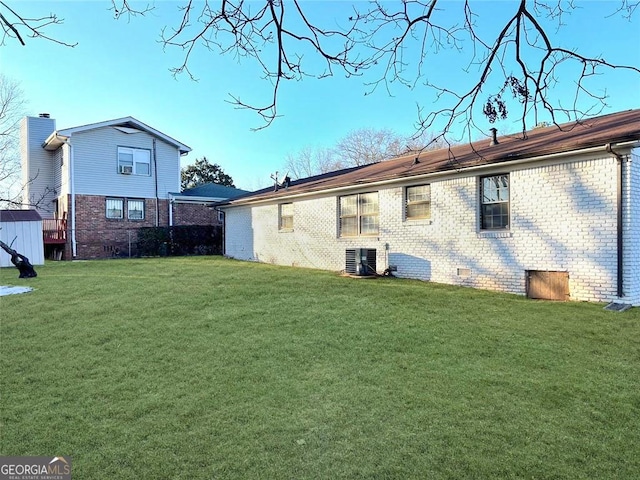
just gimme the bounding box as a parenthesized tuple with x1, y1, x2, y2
(225, 153, 639, 305)
(623, 151, 640, 304)
(172, 203, 221, 226)
(70, 194, 170, 259)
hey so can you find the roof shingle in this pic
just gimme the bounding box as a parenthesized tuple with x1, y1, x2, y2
(229, 108, 640, 205)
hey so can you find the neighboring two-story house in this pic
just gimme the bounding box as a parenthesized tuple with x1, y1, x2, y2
(220, 109, 640, 305)
(21, 114, 191, 259)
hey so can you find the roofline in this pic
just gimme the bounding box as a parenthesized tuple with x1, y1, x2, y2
(42, 116, 191, 154)
(168, 194, 227, 203)
(222, 140, 640, 208)
(42, 132, 69, 151)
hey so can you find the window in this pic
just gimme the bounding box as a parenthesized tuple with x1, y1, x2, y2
(127, 199, 145, 220)
(481, 174, 509, 229)
(118, 147, 150, 176)
(106, 198, 124, 219)
(279, 203, 293, 230)
(406, 185, 431, 219)
(339, 192, 379, 237)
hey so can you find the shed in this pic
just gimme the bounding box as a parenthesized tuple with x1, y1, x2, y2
(0, 210, 45, 267)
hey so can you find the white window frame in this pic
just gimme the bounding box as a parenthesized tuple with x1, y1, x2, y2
(405, 184, 431, 220)
(106, 198, 124, 219)
(118, 146, 151, 176)
(127, 199, 145, 220)
(339, 192, 379, 237)
(480, 174, 510, 230)
(279, 203, 294, 231)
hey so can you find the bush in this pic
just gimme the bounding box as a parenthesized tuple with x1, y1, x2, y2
(137, 226, 222, 257)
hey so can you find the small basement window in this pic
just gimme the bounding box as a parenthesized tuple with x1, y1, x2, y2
(106, 198, 124, 219)
(127, 199, 145, 220)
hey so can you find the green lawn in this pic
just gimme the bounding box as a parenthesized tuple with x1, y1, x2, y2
(1, 257, 638, 479)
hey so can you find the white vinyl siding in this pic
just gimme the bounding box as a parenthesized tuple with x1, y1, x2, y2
(20, 116, 57, 217)
(0, 216, 45, 267)
(70, 127, 181, 198)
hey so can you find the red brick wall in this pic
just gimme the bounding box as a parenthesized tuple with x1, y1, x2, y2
(69, 194, 170, 259)
(56, 195, 221, 260)
(172, 202, 221, 226)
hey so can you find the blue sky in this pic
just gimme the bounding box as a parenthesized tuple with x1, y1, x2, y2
(3, 1, 639, 190)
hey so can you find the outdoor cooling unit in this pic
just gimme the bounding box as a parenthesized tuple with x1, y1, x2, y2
(345, 248, 377, 276)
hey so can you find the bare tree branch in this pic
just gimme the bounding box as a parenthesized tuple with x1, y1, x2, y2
(4, 1, 638, 139)
(130, 0, 636, 134)
(109, 1, 154, 20)
(0, 74, 26, 208)
(0, 75, 56, 211)
(0, 1, 76, 47)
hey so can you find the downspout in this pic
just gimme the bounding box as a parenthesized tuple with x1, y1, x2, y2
(219, 209, 226, 256)
(606, 143, 624, 298)
(69, 140, 77, 258)
(168, 193, 174, 227)
(153, 138, 159, 226)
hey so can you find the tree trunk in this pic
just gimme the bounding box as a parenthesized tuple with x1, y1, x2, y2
(0, 240, 37, 278)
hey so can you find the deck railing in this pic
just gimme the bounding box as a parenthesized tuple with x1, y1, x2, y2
(43, 219, 67, 244)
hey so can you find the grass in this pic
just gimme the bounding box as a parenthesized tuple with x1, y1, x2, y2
(1, 257, 639, 479)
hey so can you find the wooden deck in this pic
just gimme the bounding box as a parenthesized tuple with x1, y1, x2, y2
(43, 219, 67, 244)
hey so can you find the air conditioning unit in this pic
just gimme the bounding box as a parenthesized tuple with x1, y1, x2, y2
(119, 165, 133, 174)
(345, 248, 376, 276)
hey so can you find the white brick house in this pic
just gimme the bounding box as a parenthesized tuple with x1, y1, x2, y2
(221, 109, 640, 305)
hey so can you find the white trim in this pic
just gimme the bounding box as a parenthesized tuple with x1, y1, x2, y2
(117, 146, 151, 176)
(113, 126, 143, 134)
(169, 195, 227, 204)
(43, 117, 191, 154)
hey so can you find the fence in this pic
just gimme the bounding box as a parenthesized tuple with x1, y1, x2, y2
(73, 225, 223, 259)
(137, 225, 223, 257)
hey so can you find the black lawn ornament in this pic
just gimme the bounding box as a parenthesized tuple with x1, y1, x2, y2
(0, 239, 37, 278)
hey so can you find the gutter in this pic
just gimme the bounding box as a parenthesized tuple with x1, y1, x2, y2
(226, 141, 640, 208)
(219, 209, 226, 256)
(606, 143, 625, 298)
(169, 195, 227, 204)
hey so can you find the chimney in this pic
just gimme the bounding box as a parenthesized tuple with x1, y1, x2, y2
(489, 127, 499, 146)
(39, 113, 50, 118)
